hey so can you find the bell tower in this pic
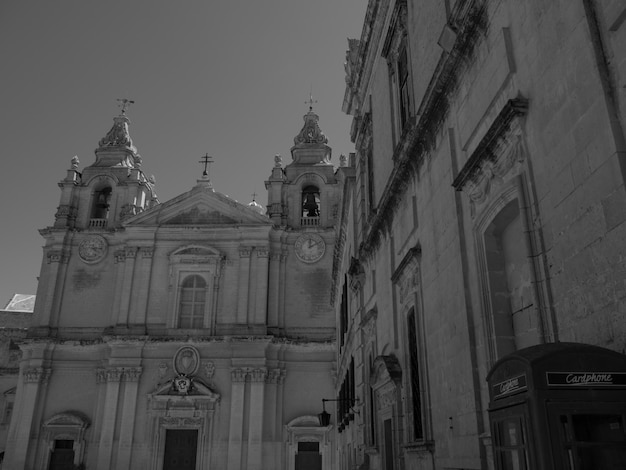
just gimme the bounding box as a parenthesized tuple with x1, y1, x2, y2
(53, 106, 158, 231)
(265, 104, 340, 229)
(264, 103, 343, 339)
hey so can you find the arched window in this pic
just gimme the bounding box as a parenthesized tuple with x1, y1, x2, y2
(178, 275, 207, 328)
(301, 186, 320, 225)
(483, 199, 536, 359)
(91, 187, 112, 224)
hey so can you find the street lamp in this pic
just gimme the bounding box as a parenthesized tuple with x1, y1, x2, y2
(317, 398, 359, 427)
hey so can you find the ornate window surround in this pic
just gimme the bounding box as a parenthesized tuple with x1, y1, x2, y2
(370, 355, 403, 468)
(453, 96, 554, 366)
(382, 0, 412, 144)
(168, 245, 224, 332)
(390, 246, 434, 451)
(39, 411, 90, 469)
(285, 415, 333, 470)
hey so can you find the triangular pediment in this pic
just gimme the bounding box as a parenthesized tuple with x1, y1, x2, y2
(124, 184, 271, 227)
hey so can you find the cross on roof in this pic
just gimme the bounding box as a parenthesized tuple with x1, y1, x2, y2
(199, 153, 214, 177)
(117, 98, 135, 114)
(305, 89, 317, 111)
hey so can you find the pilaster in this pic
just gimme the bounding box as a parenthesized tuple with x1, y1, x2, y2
(116, 367, 142, 470)
(247, 368, 267, 470)
(254, 249, 269, 325)
(227, 368, 247, 470)
(267, 252, 281, 328)
(96, 367, 124, 470)
(5, 366, 51, 470)
(116, 247, 138, 325)
(236, 248, 251, 324)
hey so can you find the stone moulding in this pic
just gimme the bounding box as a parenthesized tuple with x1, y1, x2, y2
(452, 97, 529, 191)
(358, 0, 488, 260)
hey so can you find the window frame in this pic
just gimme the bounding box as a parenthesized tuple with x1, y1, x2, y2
(168, 245, 223, 333)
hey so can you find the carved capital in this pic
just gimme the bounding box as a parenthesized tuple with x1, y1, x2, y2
(140, 247, 154, 258)
(114, 250, 126, 263)
(125, 247, 137, 259)
(256, 248, 269, 258)
(23, 367, 51, 384)
(239, 248, 252, 258)
(47, 250, 67, 264)
(231, 368, 247, 382)
(95, 368, 107, 384)
(125, 367, 142, 382)
(106, 367, 124, 382)
(266, 368, 286, 384)
(249, 368, 268, 383)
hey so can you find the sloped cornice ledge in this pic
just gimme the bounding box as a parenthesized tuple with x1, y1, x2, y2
(452, 96, 529, 191)
(359, 0, 488, 260)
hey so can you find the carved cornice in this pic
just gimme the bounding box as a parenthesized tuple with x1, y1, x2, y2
(452, 97, 529, 191)
(358, 0, 489, 260)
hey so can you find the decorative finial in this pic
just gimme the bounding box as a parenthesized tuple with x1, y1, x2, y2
(274, 154, 282, 168)
(117, 98, 135, 115)
(71, 155, 80, 170)
(199, 153, 214, 178)
(305, 87, 317, 111)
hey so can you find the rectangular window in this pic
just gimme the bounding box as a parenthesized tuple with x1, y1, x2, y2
(384, 419, 394, 470)
(407, 310, 424, 440)
(397, 45, 411, 130)
(493, 416, 529, 470)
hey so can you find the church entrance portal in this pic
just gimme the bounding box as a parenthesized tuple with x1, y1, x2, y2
(48, 440, 75, 470)
(163, 429, 198, 470)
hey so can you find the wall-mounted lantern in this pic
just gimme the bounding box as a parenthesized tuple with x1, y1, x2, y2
(317, 398, 360, 427)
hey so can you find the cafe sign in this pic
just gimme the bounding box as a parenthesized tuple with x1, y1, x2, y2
(493, 374, 528, 399)
(546, 372, 626, 387)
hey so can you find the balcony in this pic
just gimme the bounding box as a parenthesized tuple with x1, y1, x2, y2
(301, 217, 320, 226)
(88, 218, 108, 229)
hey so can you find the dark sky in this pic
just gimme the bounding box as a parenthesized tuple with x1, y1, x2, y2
(0, 0, 366, 305)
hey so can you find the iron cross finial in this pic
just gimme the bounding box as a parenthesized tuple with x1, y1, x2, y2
(117, 98, 135, 114)
(251, 191, 258, 201)
(305, 88, 317, 111)
(199, 153, 214, 177)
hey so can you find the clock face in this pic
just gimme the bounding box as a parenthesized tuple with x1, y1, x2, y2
(294, 233, 326, 263)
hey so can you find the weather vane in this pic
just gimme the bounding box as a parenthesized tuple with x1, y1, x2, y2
(251, 191, 258, 201)
(117, 98, 135, 114)
(199, 153, 214, 178)
(305, 87, 317, 111)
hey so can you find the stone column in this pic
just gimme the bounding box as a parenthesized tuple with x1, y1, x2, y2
(97, 367, 124, 470)
(236, 248, 251, 324)
(227, 368, 247, 470)
(247, 368, 267, 470)
(116, 367, 142, 470)
(4, 366, 51, 469)
(254, 249, 269, 325)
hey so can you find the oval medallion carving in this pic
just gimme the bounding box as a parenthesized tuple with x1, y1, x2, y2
(173, 346, 200, 376)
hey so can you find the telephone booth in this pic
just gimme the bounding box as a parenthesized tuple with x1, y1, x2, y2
(487, 342, 626, 470)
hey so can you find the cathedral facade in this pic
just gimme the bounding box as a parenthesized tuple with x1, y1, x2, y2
(3, 107, 346, 470)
